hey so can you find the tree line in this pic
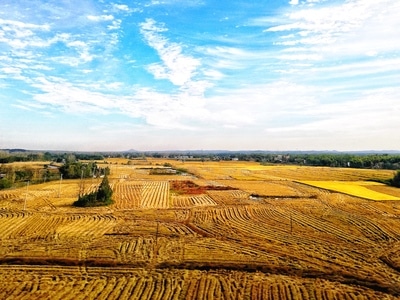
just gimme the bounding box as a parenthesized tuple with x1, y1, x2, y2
(0, 164, 60, 189)
(131, 151, 400, 170)
(169, 152, 400, 170)
(0, 152, 109, 190)
(0, 150, 104, 164)
(3, 149, 399, 170)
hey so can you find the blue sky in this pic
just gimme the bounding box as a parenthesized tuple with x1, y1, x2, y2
(0, 0, 399, 151)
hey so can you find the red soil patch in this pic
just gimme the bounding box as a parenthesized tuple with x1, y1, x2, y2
(170, 180, 237, 195)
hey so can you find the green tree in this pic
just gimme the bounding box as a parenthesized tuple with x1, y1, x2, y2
(97, 175, 113, 202)
(73, 175, 113, 207)
(390, 170, 400, 188)
(0, 178, 12, 189)
(60, 162, 97, 179)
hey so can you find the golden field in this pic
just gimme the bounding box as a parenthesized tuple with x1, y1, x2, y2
(1, 158, 400, 299)
(300, 181, 400, 201)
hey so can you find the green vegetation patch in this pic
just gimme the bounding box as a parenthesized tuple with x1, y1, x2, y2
(73, 175, 113, 207)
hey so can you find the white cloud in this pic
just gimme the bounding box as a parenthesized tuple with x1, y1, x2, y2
(311, 58, 400, 80)
(276, 53, 322, 61)
(108, 20, 122, 30)
(31, 77, 117, 114)
(24, 75, 206, 130)
(87, 15, 114, 22)
(199, 46, 266, 74)
(202, 69, 225, 80)
(12, 100, 50, 112)
(140, 18, 201, 86)
(265, 87, 400, 137)
(0, 66, 28, 81)
(148, 0, 204, 7)
(253, 0, 400, 103)
(0, 19, 50, 31)
(1, 67, 21, 75)
(0, 19, 101, 69)
(113, 4, 130, 11)
(0, 18, 54, 49)
(140, 18, 167, 32)
(266, 0, 400, 59)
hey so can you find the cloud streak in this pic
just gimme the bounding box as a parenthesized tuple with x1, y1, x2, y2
(140, 18, 202, 87)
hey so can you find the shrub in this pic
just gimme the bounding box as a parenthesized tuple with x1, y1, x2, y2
(73, 175, 113, 207)
(390, 170, 400, 188)
(0, 178, 12, 189)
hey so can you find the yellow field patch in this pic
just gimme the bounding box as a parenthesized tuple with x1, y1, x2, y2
(300, 181, 400, 201)
(224, 180, 301, 197)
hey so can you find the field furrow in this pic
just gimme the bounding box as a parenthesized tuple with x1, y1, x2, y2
(1, 159, 400, 298)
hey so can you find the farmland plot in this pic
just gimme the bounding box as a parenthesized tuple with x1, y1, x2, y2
(1, 159, 400, 299)
(171, 194, 218, 208)
(223, 180, 307, 198)
(112, 180, 170, 209)
(141, 181, 170, 208)
(0, 266, 397, 300)
(300, 180, 400, 200)
(112, 181, 143, 209)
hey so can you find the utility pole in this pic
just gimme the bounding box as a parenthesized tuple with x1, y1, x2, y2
(58, 174, 63, 198)
(79, 169, 84, 197)
(24, 181, 29, 210)
(151, 220, 160, 267)
(290, 213, 293, 234)
(155, 221, 159, 246)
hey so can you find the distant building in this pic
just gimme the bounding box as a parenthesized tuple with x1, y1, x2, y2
(175, 155, 193, 160)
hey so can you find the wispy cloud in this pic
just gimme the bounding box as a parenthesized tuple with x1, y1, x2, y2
(250, 0, 400, 105)
(147, 0, 204, 7)
(24, 75, 207, 130)
(31, 77, 118, 114)
(140, 18, 202, 87)
(112, 4, 130, 11)
(0, 18, 52, 49)
(202, 46, 259, 69)
(264, 87, 400, 150)
(87, 15, 114, 22)
(265, 0, 400, 58)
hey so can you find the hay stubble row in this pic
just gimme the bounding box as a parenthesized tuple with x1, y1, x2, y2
(0, 159, 400, 299)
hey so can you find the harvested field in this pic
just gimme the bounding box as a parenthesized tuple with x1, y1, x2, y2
(1, 266, 397, 300)
(300, 181, 400, 201)
(0, 159, 400, 299)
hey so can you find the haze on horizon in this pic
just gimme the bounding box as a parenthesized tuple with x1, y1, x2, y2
(0, 0, 399, 152)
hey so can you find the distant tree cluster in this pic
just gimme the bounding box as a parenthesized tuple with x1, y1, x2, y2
(2, 149, 400, 170)
(138, 151, 400, 170)
(241, 153, 400, 170)
(0, 150, 104, 164)
(73, 175, 113, 207)
(60, 161, 95, 179)
(288, 153, 400, 169)
(0, 151, 107, 190)
(58, 155, 109, 180)
(0, 153, 45, 163)
(0, 164, 60, 189)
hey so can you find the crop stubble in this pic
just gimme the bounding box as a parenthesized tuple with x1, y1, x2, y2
(0, 160, 400, 299)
